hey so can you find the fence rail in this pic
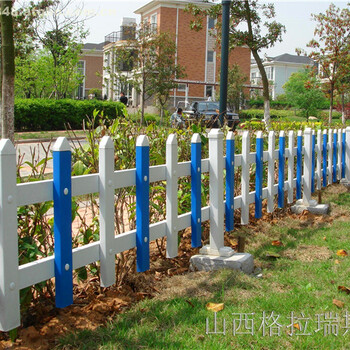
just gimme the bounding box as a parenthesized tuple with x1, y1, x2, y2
(1, 127, 350, 331)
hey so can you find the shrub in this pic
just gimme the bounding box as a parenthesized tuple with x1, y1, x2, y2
(14, 99, 126, 131)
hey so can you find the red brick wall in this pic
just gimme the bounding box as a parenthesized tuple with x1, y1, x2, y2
(80, 55, 103, 91)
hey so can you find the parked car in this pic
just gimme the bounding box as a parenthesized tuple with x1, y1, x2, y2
(183, 101, 239, 128)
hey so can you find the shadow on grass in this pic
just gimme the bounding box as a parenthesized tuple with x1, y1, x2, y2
(58, 297, 208, 350)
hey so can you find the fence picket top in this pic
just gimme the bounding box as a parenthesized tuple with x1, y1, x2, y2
(298, 130, 302, 137)
(304, 128, 312, 135)
(167, 133, 177, 145)
(256, 131, 263, 139)
(323, 129, 327, 135)
(242, 130, 249, 141)
(191, 133, 201, 143)
(52, 137, 71, 152)
(226, 131, 235, 140)
(279, 130, 285, 138)
(100, 136, 114, 149)
(136, 135, 149, 147)
(0, 139, 15, 155)
(208, 128, 224, 139)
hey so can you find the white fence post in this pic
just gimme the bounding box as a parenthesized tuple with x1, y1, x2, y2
(166, 134, 178, 258)
(316, 129, 322, 191)
(287, 131, 294, 204)
(346, 127, 350, 182)
(209, 129, 224, 253)
(328, 129, 333, 185)
(241, 131, 250, 224)
(99, 136, 115, 287)
(0, 140, 20, 331)
(303, 128, 312, 206)
(338, 129, 342, 181)
(267, 131, 275, 213)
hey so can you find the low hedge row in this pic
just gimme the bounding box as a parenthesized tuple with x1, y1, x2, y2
(15, 99, 125, 131)
(239, 108, 342, 120)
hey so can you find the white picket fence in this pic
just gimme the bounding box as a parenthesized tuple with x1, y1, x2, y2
(0, 127, 350, 332)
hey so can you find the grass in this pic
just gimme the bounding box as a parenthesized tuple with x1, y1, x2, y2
(56, 185, 350, 350)
(15, 129, 86, 141)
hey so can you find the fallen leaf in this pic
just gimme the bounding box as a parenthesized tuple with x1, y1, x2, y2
(337, 249, 348, 257)
(333, 299, 344, 308)
(323, 236, 327, 241)
(186, 300, 195, 308)
(293, 323, 300, 330)
(338, 286, 350, 295)
(335, 260, 340, 265)
(330, 280, 335, 284)
(206, 302, 224, 312)
(271, 240, 283, 246)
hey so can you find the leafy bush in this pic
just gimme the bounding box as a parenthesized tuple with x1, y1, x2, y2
(239, 109, 299, 119)
(247, 99, 292, 109)
(14, 98, 126, 131)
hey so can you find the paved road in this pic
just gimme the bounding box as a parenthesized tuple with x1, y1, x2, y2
(16, 139, 85, 177)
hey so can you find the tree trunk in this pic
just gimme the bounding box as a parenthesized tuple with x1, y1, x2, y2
(1, 1, 15, 143)
(341, 91, 345, 125)
(329, 85, 334, 125)
(251, 49, 270, 129)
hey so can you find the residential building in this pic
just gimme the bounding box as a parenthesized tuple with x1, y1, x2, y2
(102, 0, 250, 108)
(250, 53, 315, 100)
(103, 17, 137, 104)
(78, 42, 104, 99)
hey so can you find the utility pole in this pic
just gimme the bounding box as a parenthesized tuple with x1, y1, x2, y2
(219, 0, 231, 127)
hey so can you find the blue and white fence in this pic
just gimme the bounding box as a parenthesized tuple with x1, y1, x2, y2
(1, 127, 350, 331)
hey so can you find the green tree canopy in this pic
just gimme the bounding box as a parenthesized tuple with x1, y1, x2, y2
(283, 70, 327, 119)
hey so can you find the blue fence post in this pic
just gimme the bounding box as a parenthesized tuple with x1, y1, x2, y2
(333, 130, 337, 183)
(296, 130, 302, 200)
(136, 135, 150, 272)
(225, 131, 235, 231)
(255, 131, 263, 218)
(342, 130, 346, 179)
(53, 137, 73, 308)
(322, 130, 327, 187)
(278, 131, 285, 208)
(191, 134, 202, 247)
(311, 130, 316, 193)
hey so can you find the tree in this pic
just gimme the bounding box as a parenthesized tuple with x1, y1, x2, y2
(0, 0, 54, 141)
(15, 49, 83, 99)
(105, 22, 184, 125)
(187, 0, 285, 127)
(32, 0, 89, 99)
(306, 3, 350, 124)
(146, 32, 185, 124)
(225, 64, 247, 112)
(283, 69, 327, 119)
(1, 1, 15, 142)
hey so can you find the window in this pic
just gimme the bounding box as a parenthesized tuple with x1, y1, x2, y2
(205, 85, 214, 99)
(207, 51, 214, 63)
(151, 13, 157, 31)
(177, 83, 186, 92)
(265, 67, 274, 80)
(77, 61, 85, 99)
(251, 72, 256, 79)
(208, 17, 215, 29)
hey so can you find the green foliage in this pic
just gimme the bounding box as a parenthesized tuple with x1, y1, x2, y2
(14, 99, 126, 131)
(248, 98, 292, 109)
(283, 70, 328, 118)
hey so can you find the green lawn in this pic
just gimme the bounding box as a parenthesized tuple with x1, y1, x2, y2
(56, 185, 350, 350)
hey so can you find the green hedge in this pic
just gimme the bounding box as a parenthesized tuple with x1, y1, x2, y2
(248, 98, 331, 110)
(15, 99, 126, 131)
(239, 109, 298, 119)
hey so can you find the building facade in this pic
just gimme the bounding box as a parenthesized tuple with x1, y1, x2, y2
(78, 42, 104, 99)
(103, 0, 251, 108)
(250, 53, 315, 100)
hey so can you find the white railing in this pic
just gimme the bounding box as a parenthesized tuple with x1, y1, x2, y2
(0, 127, 350, 331)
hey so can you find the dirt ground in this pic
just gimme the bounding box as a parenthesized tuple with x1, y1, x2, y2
(0, 185, 347, 350)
